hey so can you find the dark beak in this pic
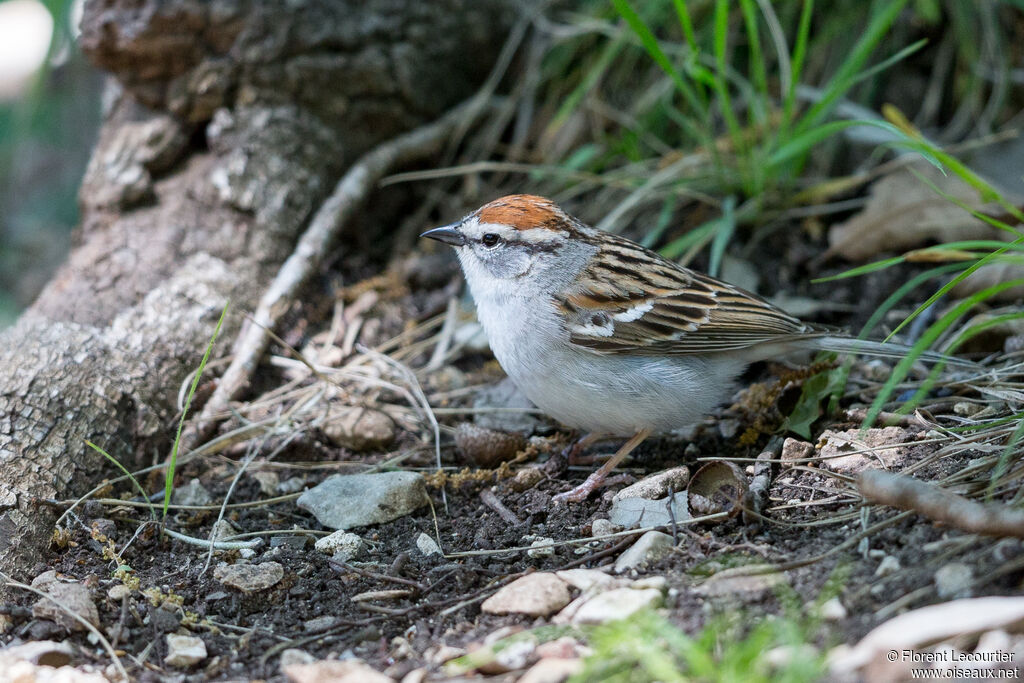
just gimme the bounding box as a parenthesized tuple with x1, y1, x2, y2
(420, 223, 466, 247)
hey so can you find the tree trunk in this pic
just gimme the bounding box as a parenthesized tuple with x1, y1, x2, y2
(0, 0, 514, 583)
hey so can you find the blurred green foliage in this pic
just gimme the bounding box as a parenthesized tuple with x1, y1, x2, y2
(0, 0, 102, 326)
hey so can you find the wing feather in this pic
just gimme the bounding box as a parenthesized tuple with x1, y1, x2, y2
(558, 234, 823, 355)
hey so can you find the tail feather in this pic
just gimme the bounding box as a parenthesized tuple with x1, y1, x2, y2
(800, 335, 980, 369)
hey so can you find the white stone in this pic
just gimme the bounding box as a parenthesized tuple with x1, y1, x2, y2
(314, 530, 363, 561)
(570, 587, 663, 625)
(820, 597, 848, 621)
(164, 634, 207, 667)
(526, 536, 555, 558)
(590, 518, 620, 537)
(935, 562, 974, 599)
(481, 573, 572, 617)
(874, 555, 901, 577)
(415, 532, 442, 556)
(555, 568, 617, 592)
(612, 467, 690, 502)
(214, 561, 284, 593)
(614, 531, 674, 573)
(518, 657, 584, 683)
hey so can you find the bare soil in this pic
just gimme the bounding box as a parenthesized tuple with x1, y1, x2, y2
(2, 234, 1019, 682)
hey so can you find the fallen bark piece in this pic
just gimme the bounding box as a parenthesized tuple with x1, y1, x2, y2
(858, 469, 1024, 538)
(830, 596, 1024, 677)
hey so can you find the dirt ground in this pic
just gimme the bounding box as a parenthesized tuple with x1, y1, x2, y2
(1, 226, 1020, 682)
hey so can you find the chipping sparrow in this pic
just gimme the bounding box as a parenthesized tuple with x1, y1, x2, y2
(422, 194, 963, 502)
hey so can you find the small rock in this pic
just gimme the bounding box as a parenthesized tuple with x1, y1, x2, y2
(416, 532, 443, 557)
(935, 562, 974, 599)
(89, 518, 117, 540)
(271, 535, 309, 550)
(314, 530, 363, 561)
(297, 472, 428, 530)
(535, 637, 587, 660)
(473, 378, 540, 434)
(252, 471, 280, 495)
(820, 597, 848, 621)
(875, 555, 901, 577)
(278, 476, 307, 494)
(425, 644, 466, 666)
(209, 519, 238, 542)
(608, 492, 688, 529)
(696, 572, 787, 599)
(511, 467, 544, 492)
(612, 467, 690, 502)
(107, 584, 131, 601)
(31, 573, 99, 631)
(284, 658, 394, 683)
(555, 568, 618, 592)
(280, 648, 316, 670)
(765, 644, 818, 669)
(473, 636, 539, 674)
(176, 478, 213, 506)
(304, 616, 339, 632)
(214, 561, 284, 593)
(481, 573, 572, 617)
(818, 427, 910, 474)
(526, 536, 555, 558)
(780, 438, 815, 466)
(953, 402, 982, 417)
(570, 587, 663, 625)
(323, 407, 397, 452)
(164, 634, 207, 668)
(590, 519, 620, 537)
(518, 657, 583, 683)
(454, 423, 525, 468)
(150, 607, 180, 632)
(613, 531, 674, 573)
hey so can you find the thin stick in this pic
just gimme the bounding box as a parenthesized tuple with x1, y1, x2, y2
(858, 469, 1024, 538)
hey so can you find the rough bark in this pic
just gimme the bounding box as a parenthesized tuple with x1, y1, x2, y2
(0, 0, 515, 583)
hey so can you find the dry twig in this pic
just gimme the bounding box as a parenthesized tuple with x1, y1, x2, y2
(858, 469, 1024, 538)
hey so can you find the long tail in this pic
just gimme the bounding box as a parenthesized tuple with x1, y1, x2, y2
(798, 335, 981, 369)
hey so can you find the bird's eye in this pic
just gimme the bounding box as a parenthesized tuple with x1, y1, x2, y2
(481, 233, 502, 247)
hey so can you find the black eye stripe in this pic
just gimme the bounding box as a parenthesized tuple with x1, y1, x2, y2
(472, 235, 562, 254)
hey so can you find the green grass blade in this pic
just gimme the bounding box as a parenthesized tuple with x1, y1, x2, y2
(863, 279, 1024, 428)
(86, 440, 157, 521)
(612, 0, 704, 116)
(660, 219, 718, 260)
(781, 0, 814, 133)
(795, 0, 912, 134)
(812, 255, 907, 283)
(708, 195, 737, 277)
(163, 301, 230, 521)
(885, 235, 1024, 342)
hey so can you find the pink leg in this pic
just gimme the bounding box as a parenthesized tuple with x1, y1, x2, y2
(562, 432, 611, 464)
(553, 429, 652, 503)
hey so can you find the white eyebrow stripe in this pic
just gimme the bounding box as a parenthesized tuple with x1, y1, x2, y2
(476, 222, 567, 244)
(612, 301, 653, 322)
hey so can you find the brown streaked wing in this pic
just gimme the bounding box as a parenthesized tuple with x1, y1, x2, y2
(562, 238, 817, 354)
